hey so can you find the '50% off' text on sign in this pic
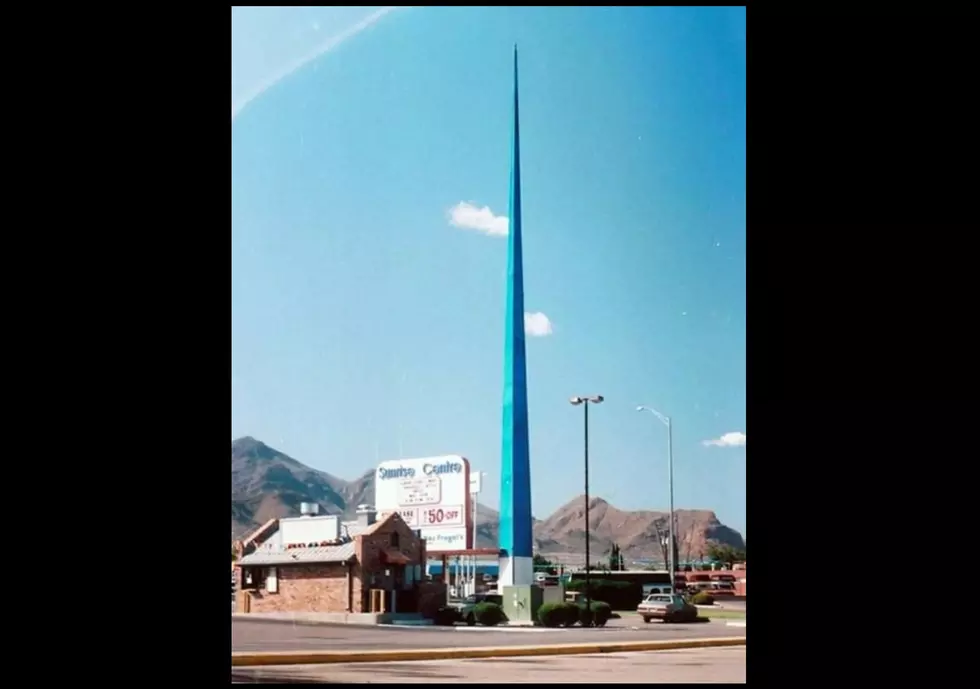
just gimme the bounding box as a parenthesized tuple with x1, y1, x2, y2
(420, 506, 464, 526)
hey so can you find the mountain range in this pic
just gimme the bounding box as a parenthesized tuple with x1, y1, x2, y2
(231, 436, 744, 560)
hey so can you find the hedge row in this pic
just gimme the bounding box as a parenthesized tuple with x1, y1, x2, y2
(426, 603, 507, 627)
(565, 579, 643, 610)
(473, 601, 505, 626)
(564, 580, 718, 609)
(537, 600, 612, 627)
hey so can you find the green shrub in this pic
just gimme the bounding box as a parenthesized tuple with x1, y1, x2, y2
(433, 606, 460, 626)
(691, 592, 715, 606)
(584, 600, 612, 627)
(537, 602, 578, 627)
(575, 599, 612, 627)
(474, 602, 506, 626)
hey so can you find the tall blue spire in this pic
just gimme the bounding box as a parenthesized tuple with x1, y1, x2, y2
(499, 45, 533, 568)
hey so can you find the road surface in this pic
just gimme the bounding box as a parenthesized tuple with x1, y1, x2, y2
(231, 647, 746, 683)
(232, 618, 745, 653)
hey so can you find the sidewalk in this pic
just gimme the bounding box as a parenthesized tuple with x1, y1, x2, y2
(234, 612, 552, 631)
(232, 611, 430, 626)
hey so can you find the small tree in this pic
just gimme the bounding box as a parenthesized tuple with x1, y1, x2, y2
(652, 517, 680, 570)
(706, 543, 746, 568)
(681, 523, 696, 568)
(533, 552, 557, 575)
(652, 519, 669, 568)
(608, 543, 624, 571)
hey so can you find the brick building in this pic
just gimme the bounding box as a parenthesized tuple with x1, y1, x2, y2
(234, 504, 432, 615)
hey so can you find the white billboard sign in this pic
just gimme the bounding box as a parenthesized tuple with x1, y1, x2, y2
(398, 476, 441, 506)
(375, 455, 471, 553)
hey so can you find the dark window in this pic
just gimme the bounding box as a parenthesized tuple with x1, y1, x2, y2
(241, 567, 267, 590)
(390, 532, 400, 548)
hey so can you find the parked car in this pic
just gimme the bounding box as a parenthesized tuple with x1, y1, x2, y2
(455, 593, 503, 626)
(636, 593, 697, 623)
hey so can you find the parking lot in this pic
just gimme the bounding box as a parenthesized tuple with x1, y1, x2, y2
(232, 616, 744, 653)
(231, 646, 746, 683)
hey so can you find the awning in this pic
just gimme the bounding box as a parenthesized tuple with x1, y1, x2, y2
(381, 550, 411, 565)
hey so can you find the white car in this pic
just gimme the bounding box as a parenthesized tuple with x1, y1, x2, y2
(636, 593, 697, 623)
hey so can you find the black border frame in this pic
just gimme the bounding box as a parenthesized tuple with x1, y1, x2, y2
(28, 3, 970, 684)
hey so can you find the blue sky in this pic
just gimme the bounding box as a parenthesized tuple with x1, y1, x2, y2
(231, 6, 746, 533)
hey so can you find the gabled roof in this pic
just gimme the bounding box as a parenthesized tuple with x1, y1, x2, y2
(237, 518, 279, 554)
(360, 510, 397, 536)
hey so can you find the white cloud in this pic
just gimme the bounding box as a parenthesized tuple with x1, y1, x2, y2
(703, 431, 746, 448)
(447, 201, 509, 237)
(524, 312, 553, 337)
(232, 6, 403, 121)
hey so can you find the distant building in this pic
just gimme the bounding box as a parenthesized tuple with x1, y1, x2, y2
(234, 503, 438, 614)
(565, 567, 746, 598)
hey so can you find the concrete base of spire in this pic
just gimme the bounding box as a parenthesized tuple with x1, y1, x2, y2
(496, 554, 533, 592)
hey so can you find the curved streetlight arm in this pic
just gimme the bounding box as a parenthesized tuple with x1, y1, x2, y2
(636, 405, 670, 427)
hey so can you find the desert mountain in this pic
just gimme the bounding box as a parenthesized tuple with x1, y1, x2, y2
(533, 495, 744, 561)
(231, 437, 744, 558)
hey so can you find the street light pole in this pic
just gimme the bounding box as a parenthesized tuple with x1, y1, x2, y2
(584, 400, 590, 609)
(667, 414, 674, 588)
(470, 472, 484, 595)
(571, 395, 604, 619)
(637, 405, 675, 593)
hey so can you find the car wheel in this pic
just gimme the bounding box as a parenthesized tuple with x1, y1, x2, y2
(466, 613, 475, 626)
(642, 616, 651, 623)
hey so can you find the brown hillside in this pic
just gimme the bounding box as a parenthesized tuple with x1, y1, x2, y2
(230, 437, 744, 557)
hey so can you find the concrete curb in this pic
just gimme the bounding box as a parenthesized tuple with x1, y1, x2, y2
(231, 636, 746, 667)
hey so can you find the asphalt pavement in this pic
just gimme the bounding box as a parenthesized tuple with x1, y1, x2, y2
(231, 647, 746, 683)
(232, 618, 745, 653)
(716, 599, 746, 612)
